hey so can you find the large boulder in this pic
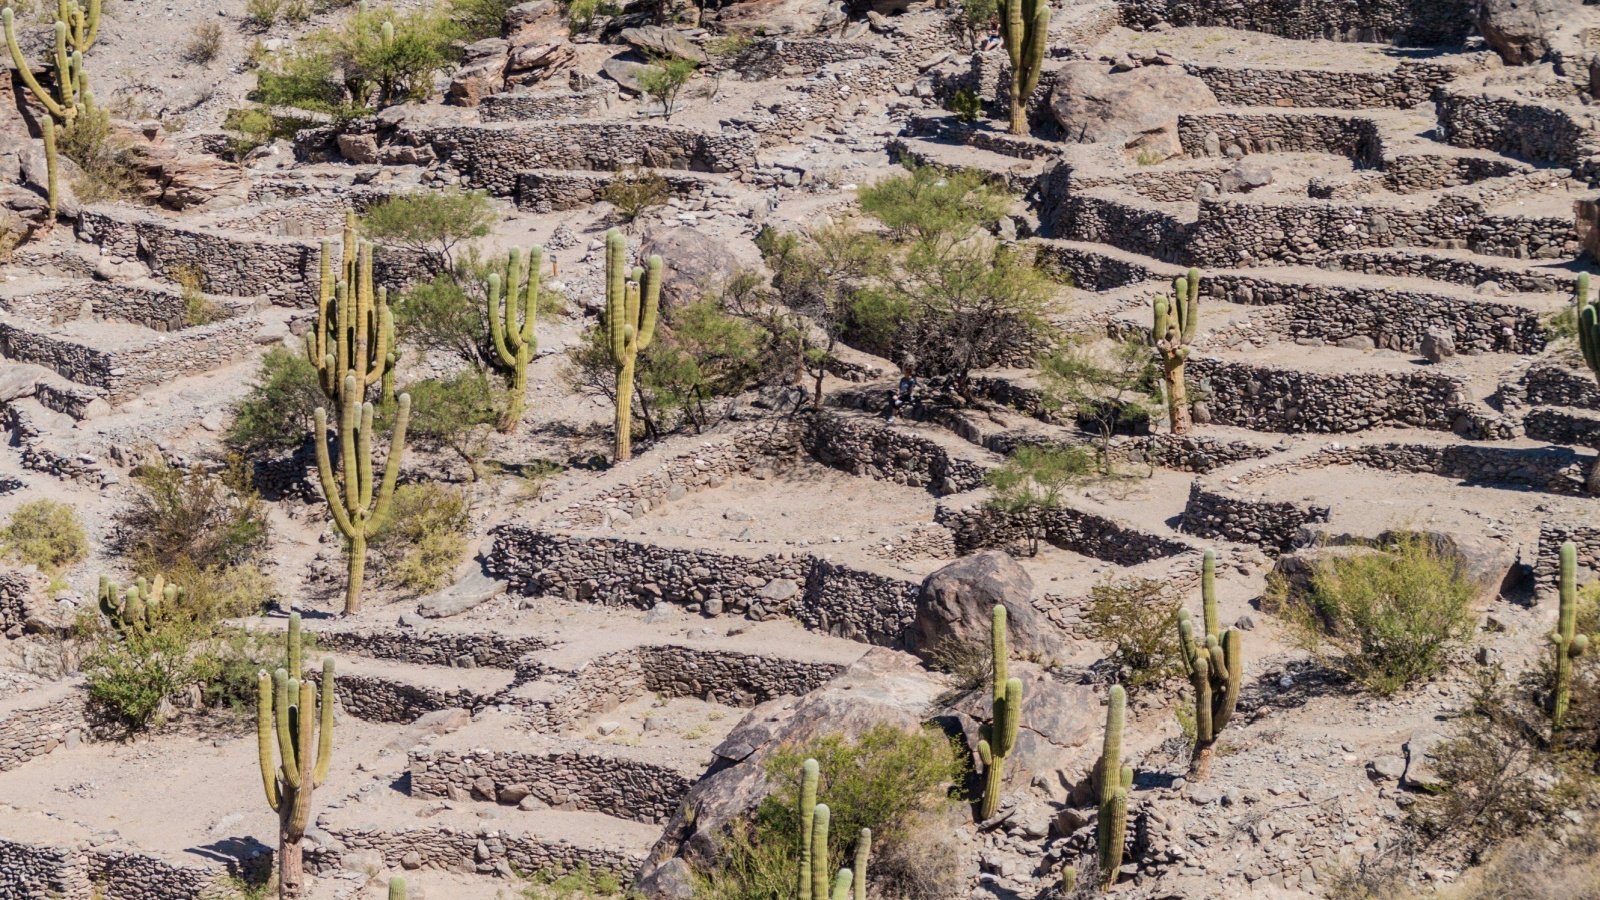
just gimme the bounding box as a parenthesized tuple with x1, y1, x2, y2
(634, 649, 945, 892)
(911, 551, 1065, 665)
(719, 0, 846, 36)
(1477, 0, 1569, 65)
(943, 660, 1102, 801)
(621, 26, 708, 64)
(639, 226, 763, 307)
(1049, 61, 1217, 162)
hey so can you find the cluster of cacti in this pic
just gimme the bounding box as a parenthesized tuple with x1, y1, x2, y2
(1096, 684, 1132, 890)
(97, 574, 178, 634)
(797, 758, 871, 900)
(1152, 268, 1201, 435)
(1574, 278, 1600, 494)
(256, 613, 334, 899)
(487, 246, 542, 432)
(603, 227, 661, 463)
(1179, 550, 1242, 778)
(997, 0, 1049, 135)
(978, 604, 1024, 820)
(3, 0, 99, 127)
(307, 212, 396, 408)
(314, 374, 412, 615)
(1551, 541, 1590, 730)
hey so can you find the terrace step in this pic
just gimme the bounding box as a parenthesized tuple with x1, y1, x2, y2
(327, 654, 519, 723)
(1318, 247, 1595, 294)
(888, 136, 1048, 194)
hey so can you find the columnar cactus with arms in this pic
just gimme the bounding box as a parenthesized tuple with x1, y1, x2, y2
(1153, 268, 1201, 434)
(488, 246, 542, 432)
(3, 0, 100, 127)
(1552, 541, 1589, 730)
(256, 613, 334, 899)
(1179, 550, 1242, 778)
(1096, 684, 1132, 889)
(997, 0, 1048, 135)
(603, 228, 661, 462)
(978, 604, 1023, 820)
(1574, 286, 1600, 493)
(314, 375, 411, 615)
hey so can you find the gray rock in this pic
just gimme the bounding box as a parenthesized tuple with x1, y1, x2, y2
(417, 570, 506, 618)
(1420, 329, 1456, 364)
(1478, 0, 1568, 65)
(912, 551, 1065, 664)
(621, 26, 708, 63)
(1049, 61, 1218, 161)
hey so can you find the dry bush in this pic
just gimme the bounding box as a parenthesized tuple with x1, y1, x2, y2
(1, 499, 87, 575)
(601, 168, 668, 227)
(184, 21, 223, 64)
(1436, 817, 1600, 900)
(871, 806, 968, 900)
(371, 482, 471, 595)
(1083, 576, 1185, 694)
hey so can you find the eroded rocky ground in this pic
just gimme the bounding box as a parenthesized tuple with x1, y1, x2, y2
(3, 0, 1600, 897)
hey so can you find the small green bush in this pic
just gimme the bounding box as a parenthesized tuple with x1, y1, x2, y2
(58, 107, 142, 203)
(1083, 576, 1184, 693)
(404, 369, 502, 481)
(198, 626, 294, 715)
(2, 500, 88, 574)
(81, 612, 209, 730)
(117, 460, 270, 574)
(452, 0, 518, 40)
(638, 57, 697, 120)
(372, 482, 471, 594)
(949, 88, 982, 123)
(563, 0, 618, 35)
(984, 444, 1095, 556)
(1276, 533, 1480, 695)
(601, 168, 669, 227)
(246, 0, 283, 29)
(694, 725, 962, 898)
(522, 862, 636, 898)
(225, 347, 325, 456)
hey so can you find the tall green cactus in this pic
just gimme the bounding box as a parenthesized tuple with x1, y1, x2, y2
(997, 0, 1048, 135)
(307, 212, 396, 408)
(853, 828, 870, 900)
(1179, 550, 1242, 778)
(3, 0, 100, 128)
(488, 247, 541, 432)
(799, 757, 820, 900)
(1575, 285, 1600, 494)
(388, 878, 406, 900)
(98, 574, 178, 634)
(1153, 268, 1201, 435)
(1096, 684, 1132, 889)
(257, 613, 334, 899)
(978, 604, 1024, 820)
(41, 116, 57, 221)
(314, 374, 411, 615)
(811, 803, 832, 900)
(1552, 541, 1590, 730)
(603, 227, 661, 463)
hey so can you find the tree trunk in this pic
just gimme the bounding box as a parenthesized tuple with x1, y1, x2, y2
(1190, 742, 1214, 780)
(279, 829, 305, 899)
(1588, 456, 1600, 495)
(1163, 357, 1191, 435)
(343, 532, 365, 615)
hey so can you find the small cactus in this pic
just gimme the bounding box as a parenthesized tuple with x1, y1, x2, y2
(978, 604, 1023, 820)
(799, 758, 820, 900)
(388, 878, 406, 900)
(98, 574, 179, 634)
(603, 228, 661, 463)
(256, 613, 333, 899)
(1096, 685, 1132, 889)
(314, 375, 411, 615)
(487, 247, 541, 432)
(1153, 268, 1201, 435)
(1552, 541, 1590, 730)
(1179, 550, 1242, 778)
(853, 828, 870, 900)
(810, 803, 832, 900)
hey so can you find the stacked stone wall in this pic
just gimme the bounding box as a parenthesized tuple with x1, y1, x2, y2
(479, 83, 618, 121)
(410, 746, 692, 824)
(0, 684, 89, 773)
(1178, 111, 1385, 163)
(636, 645, 844, 705)
(316, 825, 642, 879)
(316, 630, 549, 669)
(1434, 87, 1600, 181)
(1537, 520, 1600, 598)
(1115, 0, 1475, 45)
(1181, 482, 1326, 552)
(1185, 60, 1467, 109)
(1526, 362, 1600, 409)
(801, 412, 988, 495)
(934, 503, 1190, 562)
(1318, 250, 1571, 293)
(1189, 358, 1466, 433)
(516, 168, 722, 212)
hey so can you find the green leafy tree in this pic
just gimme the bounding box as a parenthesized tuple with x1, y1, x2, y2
(393, 271, 493, 372)
(226, 348, 326, 457)
(638, 57, 697, 120)
(361, 188, 494, 271)
(858, 165, 1009, 244)
(984, 444, 1094, 555)
(404, 370, 502, 481)
(1038, 335, 1161, 473)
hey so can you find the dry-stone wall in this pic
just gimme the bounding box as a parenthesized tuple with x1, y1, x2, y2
(410, 745, 694, 824)
(0, 570, 39, 633)
(934, 503, 1190, 562)
(1189, 358, 1466, 433)
(316, 825, 642, 879)
(77, 209, 319, 303)
(0, 840, 86, 899)
(479, 83, 618, 121)
(1525, 407, 1600, 453)
(802, 411, 988, 495)
(636, 645, 844, 705)
(485, 530, 920, 647)
(1537, 520, 1600, 598)
(0, 683, 89, 772)
(1184, 60, 1469, 110)
(1435, 87, 1600, 181)
(1275, 441, 1586, 494)
(516, 168, 722, 213)
(1526, 362, 1600, 409)
(0, 315, 260, 402)
(1181, 481, 1328, 552)
(1114, 0, 1475, 44)
(316, 630, 548, 669)
(1178, 111, 1384, 164)
(1319, 249, 1571, 293)
(724, 37, 875, 79)
(335, 673, 491, 723)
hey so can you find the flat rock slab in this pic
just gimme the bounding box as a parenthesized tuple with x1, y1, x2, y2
(416, 570, 507, 619)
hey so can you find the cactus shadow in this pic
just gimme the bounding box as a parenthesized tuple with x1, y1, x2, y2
(187, 836, 273, 879)
(1236, 658, 1351, 717)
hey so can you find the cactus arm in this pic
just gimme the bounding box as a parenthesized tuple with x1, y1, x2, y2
(1216, 628, 1242, 732)
(487, 273, 517, 367)
(992, 604, 1008, 700)
(288, 613, 302, 678)
(388, 879, 406, 900)
(1202, 550, 1218, 638)
(366, 286, 391, 388)
(1021, 0, 1048, 98)
(287, 679, 317, 834)
(830, 869, 852, 900)
(1001, 678, 1022, 754)
(1099, 685, 1125, 808)
(606, 229, 627, 360)
(1194, 653, 1213, 743)
(41, 117, 57, 219)
(799, 758, 819, 900)
(811, 804, 831, 900)
(853, 829, 870, 900)
(273, 669, 301, 789)
(82, 0, 100, 51)
(522, 247, 543, 347)
(314, 658, 335, 786)
(356, 400, 376, 513)
(256, 671, 280, 811)
(365, 392, 410, 533)
(5, 10, 67, 121)
(637, 255, 662, 351)
(313, 406, 357, 538)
